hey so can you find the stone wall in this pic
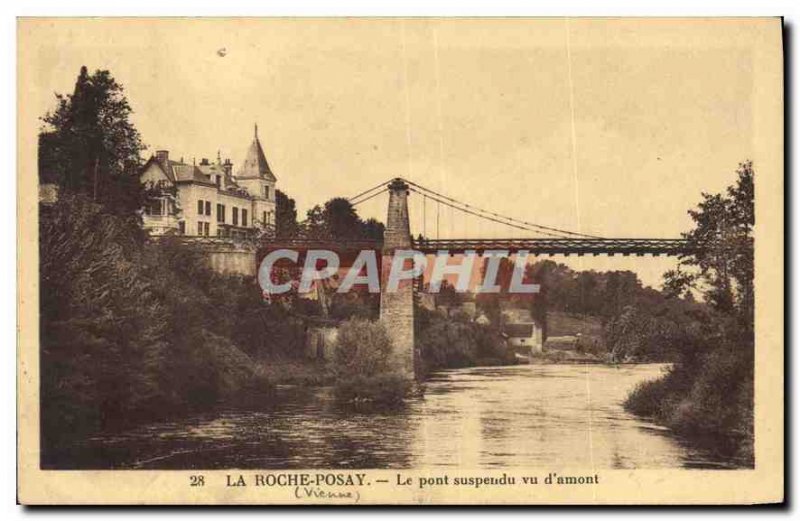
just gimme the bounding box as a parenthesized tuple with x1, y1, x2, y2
(206, 248, 257, 276)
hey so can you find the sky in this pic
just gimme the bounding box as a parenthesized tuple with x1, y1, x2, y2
(22, 18, 761, 288)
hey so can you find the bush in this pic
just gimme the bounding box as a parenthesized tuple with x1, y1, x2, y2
(624, 369, 683, 419)
(623, 324, 753, 466)
(415, 308, 514, 372)
(331, 318, 411, 407)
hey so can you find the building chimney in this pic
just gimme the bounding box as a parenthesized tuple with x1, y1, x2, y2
(155, 150, 169, 166)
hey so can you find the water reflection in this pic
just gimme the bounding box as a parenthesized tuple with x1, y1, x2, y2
(71, 364, 740, 469)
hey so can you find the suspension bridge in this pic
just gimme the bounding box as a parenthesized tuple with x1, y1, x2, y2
(262, 177, 695, 380)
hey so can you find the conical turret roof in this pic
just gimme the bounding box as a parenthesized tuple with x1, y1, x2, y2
(237, 123, 276, 181)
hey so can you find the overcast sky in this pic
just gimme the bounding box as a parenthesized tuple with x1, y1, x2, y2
(25, 18, 761, 287)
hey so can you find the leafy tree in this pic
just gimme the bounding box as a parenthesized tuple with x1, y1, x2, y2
(303, 197, 385, 242)
(360, 218, 385, 242)
(39, 193, 169, 458)
(664, 161, 754, 323)
(604, 271, 642, 318)
(304, 204, 327, 239)
(39, 66, 146, 217)
(322, 197, 362, 239)
(275, 189, 300, 239)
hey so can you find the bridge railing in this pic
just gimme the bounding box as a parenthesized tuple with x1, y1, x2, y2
(249, 236, 696, 257)
(411, 238, 696, 256)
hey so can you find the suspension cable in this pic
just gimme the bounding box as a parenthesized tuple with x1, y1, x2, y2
(404, 179, 599, 238)
(348, 178, 394, 204)
(423, 194, 427, 237)
(346, 176, 599, 239)
(436, 199, 440, 240)
(408, 186, 574, 239)
(350, 187, 387, 207)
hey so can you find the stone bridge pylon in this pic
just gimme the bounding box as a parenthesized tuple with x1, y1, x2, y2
(379, 178, 417, 380)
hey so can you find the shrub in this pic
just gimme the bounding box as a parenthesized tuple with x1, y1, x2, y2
(415, 308, 514, 372)
(331, 318, 411, 407)
(623, 325, 754, 466)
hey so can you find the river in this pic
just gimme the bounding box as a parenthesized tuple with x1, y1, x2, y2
(73, 363, 740, 469)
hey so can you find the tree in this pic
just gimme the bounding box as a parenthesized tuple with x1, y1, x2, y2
(664, 161, 755, 323)
(625, 162, 755, 465)
(275, 189, 300, 239)
(39, 193, 170, 456)
(361, 218, 385, 242)
(323, 198, 362, 239)
(303, 197, 385, 242)
(603, 271, 642, 318)
(39, 66, 146, 217)
(304, 204, 327, 239)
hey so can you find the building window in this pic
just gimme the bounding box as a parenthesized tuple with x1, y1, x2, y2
(262, 211, 267, 225)
(215, 175, 221, 187)
(205, 201, 211, 216)
(232, 207, 239, 226)
(264, 186, 270, 199)
(204, 222, 210, 236)
(242, 209, 248, 227)
(197, 200, 203, 215)
(217, 204, 225, 223)
(145, 199, 163, 216)
(197, 221, 202, 235)
(178, 221, 185, 235)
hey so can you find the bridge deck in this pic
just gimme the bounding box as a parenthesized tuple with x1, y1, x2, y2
(258, 237, 694, 256)
(413, 238, 695, 256)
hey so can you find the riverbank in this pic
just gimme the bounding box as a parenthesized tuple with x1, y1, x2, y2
(525, 350, 603, 364)
(623, 338, 754, 467)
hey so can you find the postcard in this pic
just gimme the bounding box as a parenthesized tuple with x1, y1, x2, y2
(17, 17, 784, 505)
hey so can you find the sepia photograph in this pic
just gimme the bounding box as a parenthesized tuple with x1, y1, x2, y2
(16, 16, 784, 505)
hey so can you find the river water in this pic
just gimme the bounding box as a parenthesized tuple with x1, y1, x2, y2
(76, 364, 739, 469)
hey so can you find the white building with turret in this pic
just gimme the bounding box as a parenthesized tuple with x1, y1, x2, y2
(139, 124, 277, 239)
